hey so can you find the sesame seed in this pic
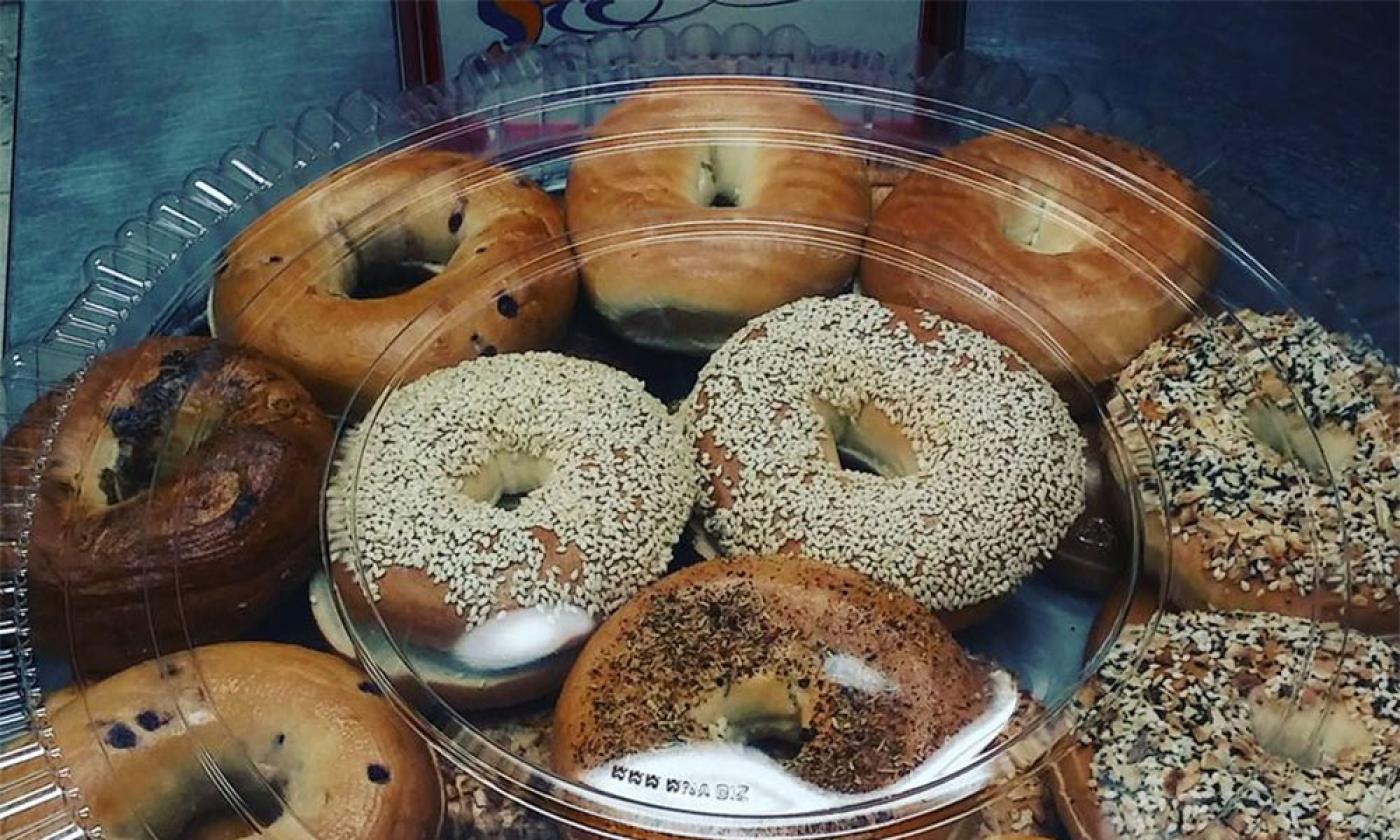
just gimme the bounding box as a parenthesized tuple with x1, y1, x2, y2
(1114, 310, 1397, 604)
(1078, 610, 1399, 838)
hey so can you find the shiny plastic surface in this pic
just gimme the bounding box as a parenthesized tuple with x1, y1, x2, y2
(0, 23, 1393, 840)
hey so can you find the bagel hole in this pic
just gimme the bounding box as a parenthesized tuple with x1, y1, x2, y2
(813, 399, 919, 479)
(95, 351, 224, 506)
(836, 448, 883, 476)
(696, 148, 747, 209)
(348, 257, 441, 300)
(693, 675, 814, 762)
(462, 452, 554, 511)
(1250, 696, 1372, 768)
(1245, 399, 1355, 480)
(999, 193, 1087, 255)
(154, 764, 287, 837)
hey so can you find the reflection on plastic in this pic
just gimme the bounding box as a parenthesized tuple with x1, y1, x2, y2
(583, 669, 1019, 814)
(453, 605, 596, 672)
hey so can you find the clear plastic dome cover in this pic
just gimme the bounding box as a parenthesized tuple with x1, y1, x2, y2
(0, 23, 1394, 840)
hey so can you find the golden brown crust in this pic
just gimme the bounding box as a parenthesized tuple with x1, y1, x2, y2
(553, 556, 987, 793)
(566, 80, 871, 352)
(3, 337, 331, 676)
(862, 125, 1216, 386)
(214, 151, 576, 409)
(37, 643, 440, 840)
(1154, 532, 1397, 637)
(1049, 741, 1112, 840)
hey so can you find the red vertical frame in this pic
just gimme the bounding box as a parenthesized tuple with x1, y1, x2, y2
(394, 0, 445, 88)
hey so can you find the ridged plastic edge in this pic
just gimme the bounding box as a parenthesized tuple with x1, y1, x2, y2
(0, 21, 1391, 838)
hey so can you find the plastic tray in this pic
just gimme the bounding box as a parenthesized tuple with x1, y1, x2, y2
(0, 23, 1394, 840)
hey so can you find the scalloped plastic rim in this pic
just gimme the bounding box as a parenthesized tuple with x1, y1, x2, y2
(0, 22, 1393, 840)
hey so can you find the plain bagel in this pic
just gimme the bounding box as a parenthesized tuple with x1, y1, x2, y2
(213, 151, 576, 409)
(862, 125, 1217, 387)
(566, 79, 872, 353)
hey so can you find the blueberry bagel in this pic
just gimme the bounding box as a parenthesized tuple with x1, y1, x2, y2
(213, 151, 576, 409)
(7, 643, 440, 839)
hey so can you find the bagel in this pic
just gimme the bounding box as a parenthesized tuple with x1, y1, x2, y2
(684, 295, 1085, 627)
(862, 125, 1216, 387)
(1051, 610, 1399, 839)
(553, 557, 1021, 815)
(1113, 309, 1398, 633)
(566, 79, 871, 353)
(213, 151, 576, 409)
(1, 337, 331, 675)
(16, 643, 440, 839)
(324, 352, 693, 709)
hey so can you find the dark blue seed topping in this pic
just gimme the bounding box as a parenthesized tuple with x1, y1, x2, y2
(367, 764, 390, 784)
(495, 294, 519, 318)
(357, 680, 383, 696)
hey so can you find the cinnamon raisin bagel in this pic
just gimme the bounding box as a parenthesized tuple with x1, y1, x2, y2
(2, 337, 331, 675)
(553, 557, 1022, 816)
(566, 80, 871, 353)
(213, 151, 576, 409)
(24, 643, 440, 839)
(862, 125, 1216, 387)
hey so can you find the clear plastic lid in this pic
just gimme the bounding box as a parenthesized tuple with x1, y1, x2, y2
(0, 24, 1394, 840)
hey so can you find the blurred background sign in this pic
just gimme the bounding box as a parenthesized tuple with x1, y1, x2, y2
(403, 0, 960, 86)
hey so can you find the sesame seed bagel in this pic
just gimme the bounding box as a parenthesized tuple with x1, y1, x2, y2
(1, 336, 331, 676)
(684, 296, 1086, 626)
(552, 557, 1000, 806)
(1051, 610, 1400, 839)
(862, 125, 1216, 387)
(1113, 310, 1399, 633)
(325, 352, 693, 709)
(213, 150, 576, 409)
(25, 643, 440, 839)
(566, 80, 871, 354)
